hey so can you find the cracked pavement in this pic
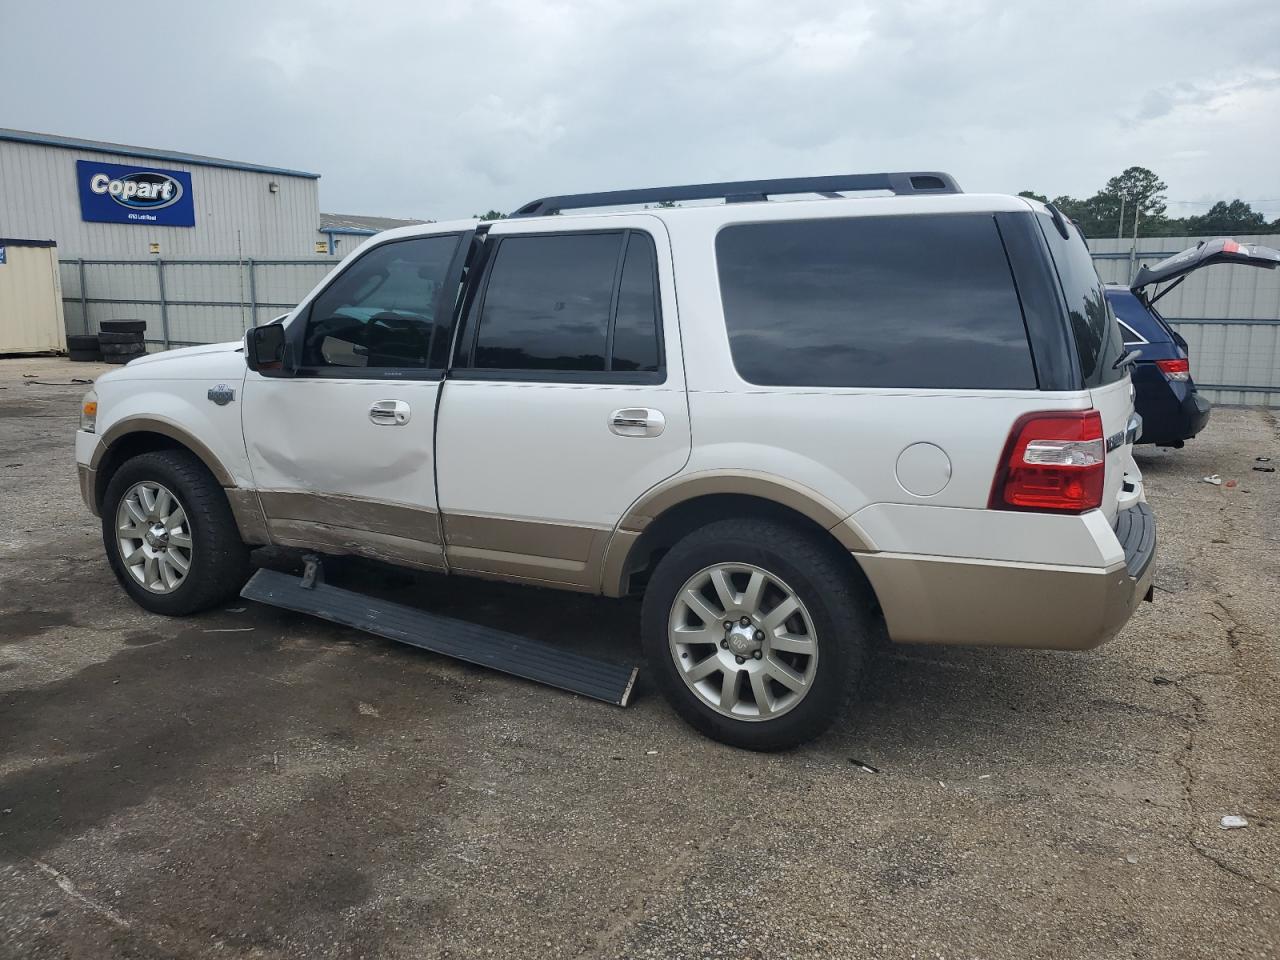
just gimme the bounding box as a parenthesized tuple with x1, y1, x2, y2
(0, 356, 1277, 959)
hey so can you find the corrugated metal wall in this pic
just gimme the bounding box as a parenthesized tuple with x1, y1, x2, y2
(1088, 235, 1280, 407)
(0, 242, 66, 353)
(0, 139, 321, 260)
(59, 258, 339, 345)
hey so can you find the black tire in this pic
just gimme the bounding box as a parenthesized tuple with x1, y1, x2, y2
(98, 331, 145, 345)
(99, 319, 147, 334)
(67, 334, 100, 351)
(102, 450, 251, 616)
(100, 343, 145, 355)
(68, 349, 104, 362)
(641, 518, 873, 751)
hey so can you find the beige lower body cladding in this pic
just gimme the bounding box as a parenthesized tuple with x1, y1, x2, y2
(856, 551, 1154, 650)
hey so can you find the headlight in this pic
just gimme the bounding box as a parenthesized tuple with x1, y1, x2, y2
(81, 389, 98, 433)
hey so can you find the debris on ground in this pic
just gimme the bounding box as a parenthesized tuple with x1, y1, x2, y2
(1202, 475, 1223, 485)
(1152, 675, 1174, 685)
(1220, 815, 1249, 829)
(1258, 457, 1272, 463)
(1254, 466, 1276, 473)
(1224, 479, 1238, 488)
(849, 758, 880, 774)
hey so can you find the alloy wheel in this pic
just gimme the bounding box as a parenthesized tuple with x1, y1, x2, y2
(115, 481, 194, 594)
(668, 562, 819, 721)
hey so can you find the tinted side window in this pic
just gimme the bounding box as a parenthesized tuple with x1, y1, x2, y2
(716, 214, 1036, 389)
(460, 230, 665, 380)
(473, 233, 620, 371)
(301, 235, 459, 370)
(1036, 215, 1125, 387)
(611, 233, 661, 372)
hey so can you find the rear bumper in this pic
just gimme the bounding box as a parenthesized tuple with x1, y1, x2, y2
(1183, 390, 1211, 438)
(1135, 374, 1210, 444)
(857, 503, 1156, 651)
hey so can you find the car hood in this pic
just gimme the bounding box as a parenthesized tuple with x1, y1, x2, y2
(1132, 238, 1280, 291)
(123, 340, 244, 367)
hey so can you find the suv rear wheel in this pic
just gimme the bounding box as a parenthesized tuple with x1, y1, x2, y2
(102, 450, 250, 616)
(641, 518, 870, 750)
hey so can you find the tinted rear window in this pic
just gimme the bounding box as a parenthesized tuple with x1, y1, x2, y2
(715, 214, 1036, 389)
(1107, 289, 1170, 345)
(1036, 215, 1125, 386)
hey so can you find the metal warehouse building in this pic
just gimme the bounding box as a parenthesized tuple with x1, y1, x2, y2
(0, 129, 380, 347)
(0, 128, 322, 259)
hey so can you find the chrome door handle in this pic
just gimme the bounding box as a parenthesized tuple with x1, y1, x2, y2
(369, 399, 411, 425)
(609, 407, 665, 437)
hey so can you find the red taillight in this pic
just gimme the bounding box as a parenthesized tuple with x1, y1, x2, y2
(1156, 357, 1190, 381)
(1223, 239, 1241, 254)
(990, 411, 1106, 513)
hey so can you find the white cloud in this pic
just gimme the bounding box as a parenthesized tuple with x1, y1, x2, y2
(5, 0, 1279, 219)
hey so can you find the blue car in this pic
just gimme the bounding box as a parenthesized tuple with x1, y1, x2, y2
(1104, 238, 1280, 447)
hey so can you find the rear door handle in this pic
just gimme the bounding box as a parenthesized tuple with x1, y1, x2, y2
(610, 407, 665, 438)
(369, 399, 411, 425)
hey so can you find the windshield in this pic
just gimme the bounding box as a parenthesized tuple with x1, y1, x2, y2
(1036, 214, 1126, 387)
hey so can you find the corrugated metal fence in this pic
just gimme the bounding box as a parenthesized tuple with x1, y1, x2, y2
(1087, 234, 1280, 407)
(59, 258, 338, 347)
(60, 234, 1280, 405)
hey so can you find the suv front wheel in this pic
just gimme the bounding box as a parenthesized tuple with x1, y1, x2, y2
(102, 449, 251, 616)
(641, 518, 871, 751)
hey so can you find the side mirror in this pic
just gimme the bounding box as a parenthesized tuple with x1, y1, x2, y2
(244, 322, 293, 374)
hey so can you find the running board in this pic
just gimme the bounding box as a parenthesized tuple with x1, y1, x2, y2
(241, 568, 638, 706)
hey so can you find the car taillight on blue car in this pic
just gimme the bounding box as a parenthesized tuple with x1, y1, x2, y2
(1155, 358, 1190, 382)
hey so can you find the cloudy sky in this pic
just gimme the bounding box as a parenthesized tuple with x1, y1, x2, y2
(4, 0, 1278, 221)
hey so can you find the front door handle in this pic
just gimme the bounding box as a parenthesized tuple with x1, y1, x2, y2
(369, 399, 411, 426)
(609, 407, 665, 438)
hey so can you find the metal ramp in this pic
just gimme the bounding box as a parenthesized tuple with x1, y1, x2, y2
(241, 565, 638, 706)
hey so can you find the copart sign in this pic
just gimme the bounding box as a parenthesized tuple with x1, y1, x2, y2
(77, 160, 195, 227)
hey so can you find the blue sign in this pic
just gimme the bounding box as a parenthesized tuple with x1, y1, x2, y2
(77, 159, 195, 227)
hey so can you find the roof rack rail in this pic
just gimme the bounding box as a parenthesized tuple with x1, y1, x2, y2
(510, 172, 961, 217)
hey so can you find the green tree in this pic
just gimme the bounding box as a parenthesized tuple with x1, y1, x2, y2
(1017, 190, 1048, 203)
(1021, 167, 1173, 237)
(1184, 200, 1267, 236)
(1103, 166, 1168, 233)
(473, 209, 507, 221)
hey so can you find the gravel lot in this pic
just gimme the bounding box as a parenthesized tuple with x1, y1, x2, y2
(0, 355, 1276, 960)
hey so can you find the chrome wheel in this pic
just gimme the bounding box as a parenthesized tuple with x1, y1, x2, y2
(668, 562, 819, 721)
(115, 481, 193, 594)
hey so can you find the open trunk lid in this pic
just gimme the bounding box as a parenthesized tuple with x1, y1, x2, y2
(1132, 238, 1280, 292)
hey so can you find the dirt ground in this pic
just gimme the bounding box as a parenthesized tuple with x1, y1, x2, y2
(0, 355, 1276, 960)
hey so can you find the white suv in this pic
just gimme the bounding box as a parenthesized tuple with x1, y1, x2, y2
(75, 172, 1155, 750)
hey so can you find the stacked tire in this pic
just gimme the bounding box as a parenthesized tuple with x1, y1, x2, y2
(67, 334, 103, 363)
(67, 321, 149, 364)
(97, 320, 148, 364)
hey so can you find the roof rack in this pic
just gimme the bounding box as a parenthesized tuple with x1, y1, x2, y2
(510, 171, 961, 217)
